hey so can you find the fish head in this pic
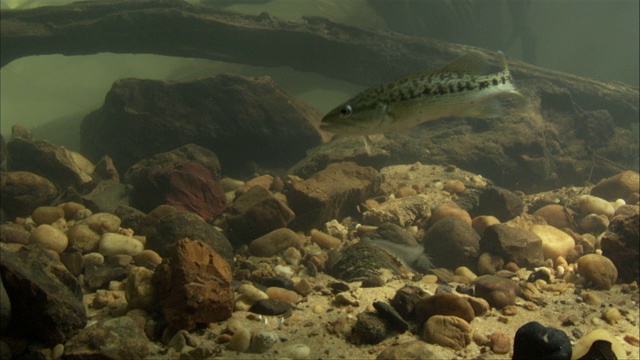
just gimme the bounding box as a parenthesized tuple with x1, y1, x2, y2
(320, 100, 389, 136)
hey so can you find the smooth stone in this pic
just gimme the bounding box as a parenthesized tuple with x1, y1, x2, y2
(533, 204, 577, 230)
(455, 266, 477, 281)
(430, 202, 472, 225)
(466, 297, 491, 317)
(590, 171, 640, 201)
(512, 321, 571, 360)
(248, 228, 301, 257)
(31, 206, 65, 225)
(354, 311, 391, 344)
(572, 329, 626, 359)
(375, 340, 437, 359)
(577, 195, 615, 218)
(249, 331, 278, 353)
(249, 299, 297, 316)
(109, 254, 133, 268)
(0, 171, 58, 218)
(362, 275, 386, 288)
(237, 284, 269, 303)
(235, 174, 274, 197)
(293, 279, 313, 296)
(415, 293, 475, 324)
(67, 222, 101, 253)
(83, 212, 122, 234)
(266, 287, 299, 304)
(389, 286, 426, 320)
(474, 275, 518, 309)
(0, 223, 31, 244)
(281, 344, 310, 359)
(310, 229, 342, 249)
(477, 252, 504, 275)
(423, 217, 480, 270)
(422, 315, 472, 350)
(84, 264, 128, 290)
(29, 224, 68, 254)
(490, 331, 511, 354)
(133, 249, 163, 269)
(58, 202, 86, 220)
(577, 254, 618, 290)
(227, 327, 251, 352)
(475, 186, 524, 222)
(98, 233, 144, 256)
(82, 252, 104, 266)
(471, 215, 500, 236)
(443, 180, 465, 194)
(530, 224, 575, 260)
(579, 214, 609, 234)
(373, 301, 409, 333)
(282, 247, 302, 265)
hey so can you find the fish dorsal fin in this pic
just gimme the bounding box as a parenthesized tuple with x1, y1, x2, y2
(440, 53, 489, 75)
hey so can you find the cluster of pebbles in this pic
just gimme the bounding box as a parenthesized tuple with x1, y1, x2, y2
(0, 159, 639, 359)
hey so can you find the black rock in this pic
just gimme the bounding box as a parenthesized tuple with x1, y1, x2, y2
(373, 301, 409, 333)
(114, 205, 147, 234)
(251, 276, 295, 290)
(353, 311, 390, 344)
(328, 282, 350, 294)
(528, 269, 552, 283)
(578, 340, 617, 360)
(456, 284, 474, 296)
(249, 299, 298, 316)
(389, 286, 426, 321)
(513, 321, 572, 360)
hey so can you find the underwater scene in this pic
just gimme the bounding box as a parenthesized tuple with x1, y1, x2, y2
(0, 0, 639, 359)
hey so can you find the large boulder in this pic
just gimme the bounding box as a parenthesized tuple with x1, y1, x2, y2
(81, 74, 323, 177)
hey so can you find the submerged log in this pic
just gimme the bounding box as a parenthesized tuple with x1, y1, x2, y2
(1, 0, 637, 123)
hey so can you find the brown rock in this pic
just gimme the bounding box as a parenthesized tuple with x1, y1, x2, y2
(91, 155, 120, 183)
(64, 316, 150, 359)
(0, 223, 30, 244)
(474, 275, 519, 309)
(225, 185, 295, 246)
(362, 195, 432, 227)
(422, 315, 472, 350)
(490, 331, 511, 354)
(475, 186, 524, 222)
(480, 224, 545, 267)
(389, 285, 427, 320)
(235, 174, 275, 196)
(423, 217, 480, 270)
(430, 202, 472, 225)
(415, 293, 475, 324)
(600, 214, 639, 283)
(248, 228, 301, 257)
(577, 254, 618, 290)
(591, 171, 639, 201)
(533, 204, 577, 231)
(0, 171, 58, 218)
(376, 340, 437, 359)
(287, 162, 381, 231)
(152, 238, 233, 332)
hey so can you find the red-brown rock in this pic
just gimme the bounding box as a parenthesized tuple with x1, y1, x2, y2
(152, 238, 233, 332)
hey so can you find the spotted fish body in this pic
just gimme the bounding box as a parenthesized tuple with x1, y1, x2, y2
(320, 52, 525, 135)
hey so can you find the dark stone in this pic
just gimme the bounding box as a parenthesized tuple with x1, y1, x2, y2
(249, 299, 297, 316)
(145, 211, 233, 266)
(474, 275, 519, 309)
(250, 276, 295, 291)
(578, 340, 617, 360)
(414, 293, 475, 324)
(528, 269, 552, 283)
(328, 282, 350, 294)
(389, 286, 426, 321)
(6, 125, 93, 190)
(59, 248, 84, 277)
(601, 214, 639, 283)
(91, 155, 120, 184)
(473, 186, 524, 222)
(224, 185, 295, 246)
(361, 275, 386, 288)
(354, 311, 390, 344)
(456, 284, 474, 296)
(84, 264, 128, 290)
(0, 171, 58, 218)
(287, 162, 381, 231)
(422, 217, 480, 270)
(82, 180, 134, 214)
(113, 205, 147, 234)
(591, 171, 639, 202)
(512, 321, 572, 360)
(480, 223, 545, 267)
(373, 301, 409, 333)
(0, 134, 6, 165)
(81, 75, 323, 177)
(64, 316, 150, 359)
(0, 244, 86, 346)
(152, 239, 233, 332)
(328, 242, 403, 282)
(0, 278, 10, 332)
(126, 160, 226, 221)
(0, 223, 30, 244)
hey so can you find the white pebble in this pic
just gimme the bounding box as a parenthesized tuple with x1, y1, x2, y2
(98, 233, 144, 256)
(237, 284, 268, 302)
(227, 327, 251, 352)
(274, 264, 293, 276)
(282, 344, 311, 359)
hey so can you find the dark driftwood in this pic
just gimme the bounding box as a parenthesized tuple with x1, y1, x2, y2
(1, 0, 638, 122)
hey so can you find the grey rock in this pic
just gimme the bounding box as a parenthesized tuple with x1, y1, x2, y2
(0, 244, 86, 345)
(113, 205, 147, 234)
(84, 264, 128, 290)
(480, 223, 545, 267)
(82, 180, 133, 214)
(423, 217, 480, 270)
(64, 316, 150, 359)
(354, 311, 391, 344)
(145, 211, 233, 265)
(249, 331, 279, 353)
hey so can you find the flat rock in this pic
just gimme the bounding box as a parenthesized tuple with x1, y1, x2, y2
(248, 228, 301, 257)
(82, 180, 134, 214)
(0, 244, 86, 345)
(84, 264, 128, 290)
(0, 171, 58, 218)
(224, 185, 295, 246)
(6, 126, 93, 190)
(480, 223, 545, 267)
(145, 210, 233, 265)
(81, 75, 323, 176)
(287, 161, 381, 231)
(152, 238, 233, 332)
(64, 316, 150, 359)
(600, 214, 639, 283)
(422, 217, 480, 270)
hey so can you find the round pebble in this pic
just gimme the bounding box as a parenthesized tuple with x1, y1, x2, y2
(395, 187, 417, 198)
(84, 212, 122, 234)
(82, 252, 105, 266)
(68, 222, 102, 252)
(227, 327, 251, 352)
(443, 180, 465, 194)
(98, 233, 144, 256)
(533, 204, 576, 230)
(58, 202, 86, 220)
(490, 331, 511, 354)
(133, 249, 163, 269)
(477, 252, 504, 275)
(471, 215, 500, 236)
(31, 206, 65, 225)
(282, 247, 302, 265)
(579, 214, 609, 233)
(577, 254, 618, 290)
(29, 224, 68, 253)
(248, 228, 301, 257)
(266, 287, 299, 303)
(577, 195, 615, 218)
(530, 224, 575, 260)
(431, 202, 472, 225)
(282, 344, 310, 359)
(238, 284, 269, 303)
(310, 229, 342, 250)
(602, 307, 622, 324)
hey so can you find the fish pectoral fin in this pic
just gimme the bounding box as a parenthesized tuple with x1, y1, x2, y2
(461, 98, 504, 118)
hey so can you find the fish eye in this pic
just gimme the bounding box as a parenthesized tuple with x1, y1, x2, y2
(339, 104, 353, 118)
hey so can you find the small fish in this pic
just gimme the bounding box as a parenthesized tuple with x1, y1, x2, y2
(320, 52, 526, 135)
